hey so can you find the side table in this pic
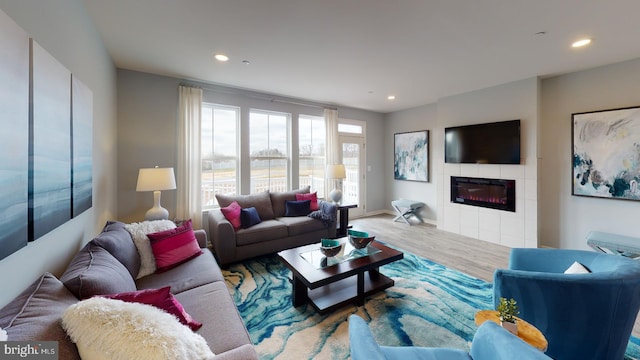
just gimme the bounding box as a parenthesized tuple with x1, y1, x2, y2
(475, 310, 548, 352)
(336, 204, 357, 237)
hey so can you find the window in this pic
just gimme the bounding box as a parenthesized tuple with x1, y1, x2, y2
(338, 122, 363, 134)
(299, 115, 326, 197)
(201, 103, 238, 209)
(250, 110, 290, 193)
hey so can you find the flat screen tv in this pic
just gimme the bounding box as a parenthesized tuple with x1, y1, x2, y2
(445, 120, 521, 164)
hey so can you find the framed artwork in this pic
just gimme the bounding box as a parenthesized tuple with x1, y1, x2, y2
(394, 130, 429, 182)
(572, 106, 640, 200)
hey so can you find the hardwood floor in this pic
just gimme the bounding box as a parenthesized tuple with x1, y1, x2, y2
(349, 214, 509, 282)
(349, 213, 640, 338)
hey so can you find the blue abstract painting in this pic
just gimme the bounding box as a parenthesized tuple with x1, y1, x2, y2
(394, 130, 429, 182)
(31, 40, 71, 240)
(573, 106, 640, 200)
(72, 75, 93, 217)
(0, 10, 29, 259)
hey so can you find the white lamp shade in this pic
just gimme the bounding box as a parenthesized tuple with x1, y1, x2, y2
(136, 167, 176, 192)
(326, 164, 346, 179)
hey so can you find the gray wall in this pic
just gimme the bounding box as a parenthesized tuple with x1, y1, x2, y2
(117, 70, 182, 223)
(540, 58, 640, 250)
(0, 0, 117, 307)
(116, 69, 386, 222)
(384, 104, 439, 223)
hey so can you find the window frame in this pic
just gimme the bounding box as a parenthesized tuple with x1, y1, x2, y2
(298, 114, 326, 198)
(201, 102, 240, 210)
(249, 109, 291, 193)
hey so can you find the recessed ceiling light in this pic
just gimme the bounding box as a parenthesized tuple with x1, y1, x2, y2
(387, 95, 396, 100)
(214, 54, 229, 62)
(572, 38, 591, 48)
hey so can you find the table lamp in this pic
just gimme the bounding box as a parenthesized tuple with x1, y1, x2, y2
(326, 164, 346, 204)
(136, 166, 176, 221)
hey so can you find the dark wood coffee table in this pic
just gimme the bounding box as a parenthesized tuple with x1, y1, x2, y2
(277, 239, 403, 314)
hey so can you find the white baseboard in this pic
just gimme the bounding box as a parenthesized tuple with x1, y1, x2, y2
(363, 209, 387, 217)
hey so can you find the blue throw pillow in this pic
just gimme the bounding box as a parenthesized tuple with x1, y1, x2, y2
(240, 207, 262, 228)
(284, 200, 311, 217)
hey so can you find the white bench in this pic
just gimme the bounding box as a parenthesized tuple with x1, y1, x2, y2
(586, 231, 640, 259)
(391, 199, 425, 225)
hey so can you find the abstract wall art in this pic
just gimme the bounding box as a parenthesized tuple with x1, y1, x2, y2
(573, 106, 640, 201)
(394, 130, 429, 182)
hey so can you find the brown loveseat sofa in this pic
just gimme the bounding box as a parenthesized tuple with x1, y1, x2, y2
(209, 187, 337, 266)
(0, 221, 257, 359)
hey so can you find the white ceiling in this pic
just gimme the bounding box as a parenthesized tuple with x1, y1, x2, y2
(82, 0, 640, 113)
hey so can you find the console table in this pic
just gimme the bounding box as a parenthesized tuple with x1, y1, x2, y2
(586, 231, 640, 259)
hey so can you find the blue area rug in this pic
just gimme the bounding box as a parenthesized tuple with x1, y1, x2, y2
(223, 247, 640, 360)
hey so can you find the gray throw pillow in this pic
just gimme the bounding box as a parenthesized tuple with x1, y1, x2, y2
(60, 243, 137, 299)
(308, 209, 335, 226)
(90, 221, 141, 278)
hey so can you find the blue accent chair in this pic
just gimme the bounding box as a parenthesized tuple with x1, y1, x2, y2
(348, 314, 551, 360)
(494, 248, 640, 360)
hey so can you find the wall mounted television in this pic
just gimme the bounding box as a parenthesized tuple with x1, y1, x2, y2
(445, 120, 521, 164)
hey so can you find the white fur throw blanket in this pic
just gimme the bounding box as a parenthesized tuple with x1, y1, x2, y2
(124, 220, 176, 278)
(61, 297, 215, 360)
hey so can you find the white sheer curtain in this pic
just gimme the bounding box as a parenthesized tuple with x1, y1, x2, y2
(324, 108, 339, 197)
(176, 85, 203, 229)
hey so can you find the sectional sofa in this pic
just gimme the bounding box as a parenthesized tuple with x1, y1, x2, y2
(0, 220, 257, 359)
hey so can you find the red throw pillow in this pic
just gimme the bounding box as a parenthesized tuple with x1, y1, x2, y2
(147, 219, 203, 273)
(97, 287, 202, 331)
(220, 201, 242, 230)
(296, 192, 318, 211)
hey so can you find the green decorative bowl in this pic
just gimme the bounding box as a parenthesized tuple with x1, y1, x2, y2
(348, 230, 375, 249)
(320, 239, 343, 257)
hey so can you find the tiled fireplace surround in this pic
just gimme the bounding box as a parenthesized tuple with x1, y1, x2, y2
(438, 161, 538, 248)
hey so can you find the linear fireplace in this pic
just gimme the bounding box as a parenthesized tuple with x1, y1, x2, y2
(450, 176, 516, 212)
